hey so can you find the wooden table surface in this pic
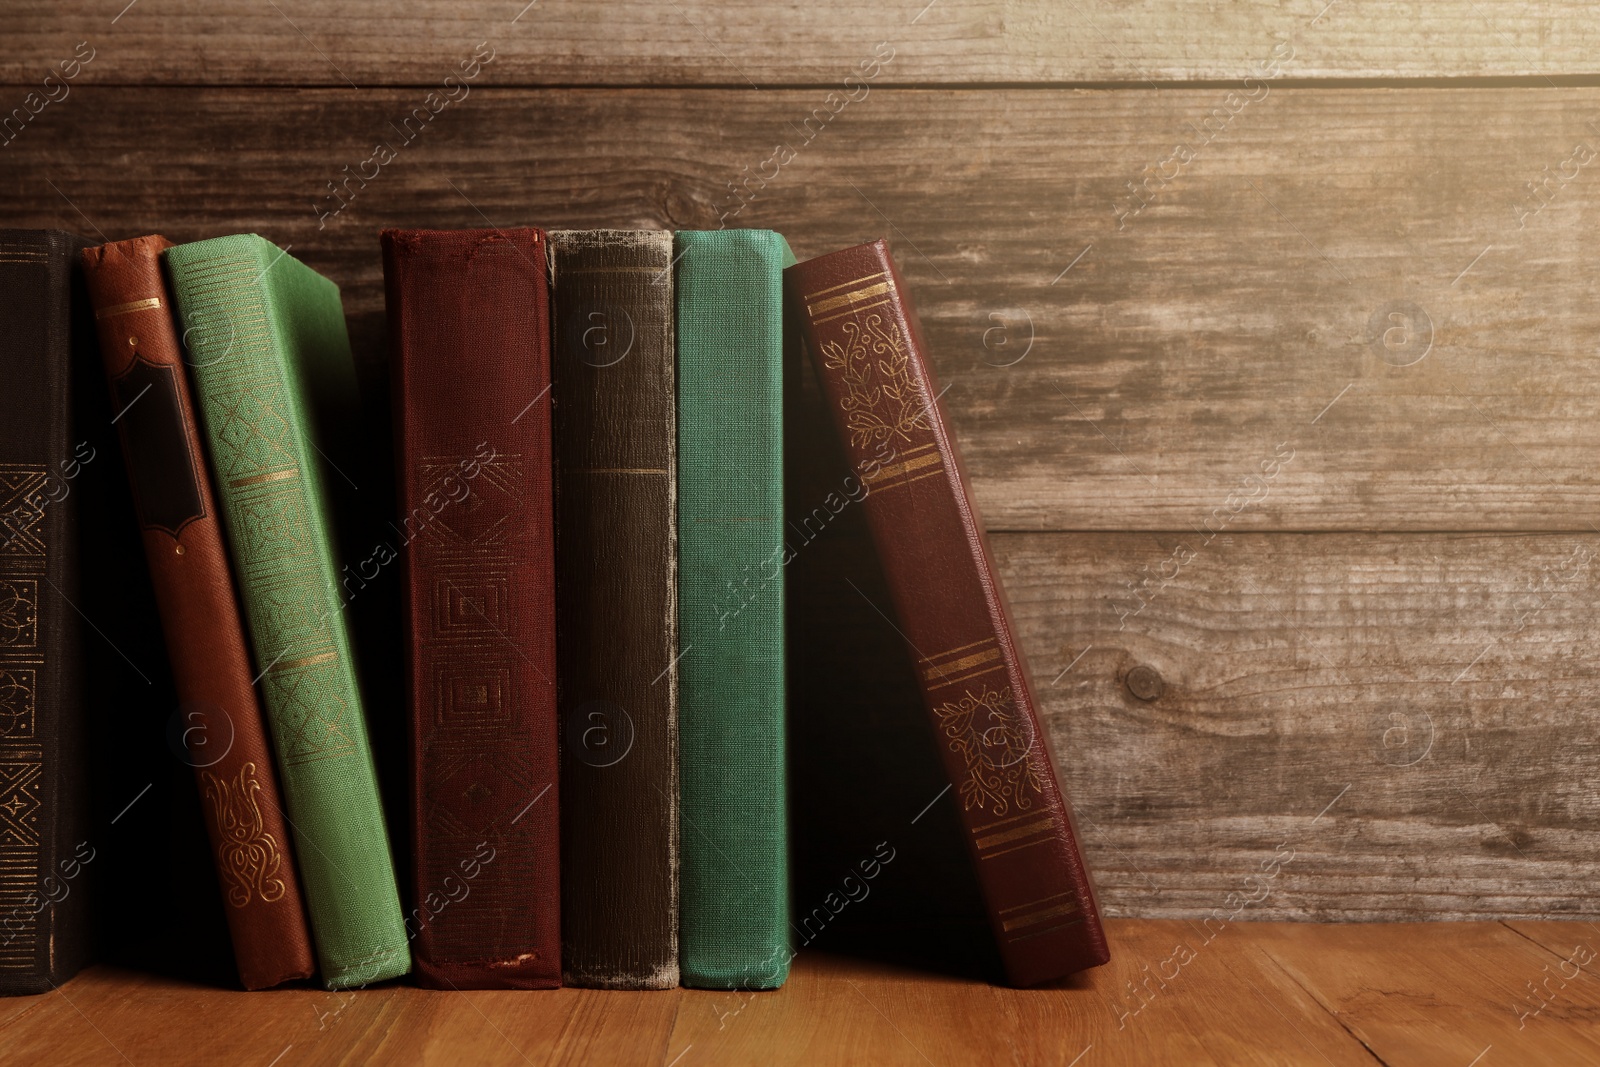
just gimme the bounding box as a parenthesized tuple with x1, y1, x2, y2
(0, 920, 1593, 1066)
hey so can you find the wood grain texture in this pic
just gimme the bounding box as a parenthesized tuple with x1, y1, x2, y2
(5, 85, 1588, 921)
(1250, 921, 1600, 1064)
(3, 924, 1588, 1065)
(993, 530, 1600, 921)
(8, 2, 1600, 86)
(4, 86, 1600, 529)
(786, 376, 1599, 928)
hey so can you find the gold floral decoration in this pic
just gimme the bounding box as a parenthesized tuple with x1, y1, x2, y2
(818, 313, 929, 450)
(933, 686, 1044, 817)
(200, 762, 287, 907)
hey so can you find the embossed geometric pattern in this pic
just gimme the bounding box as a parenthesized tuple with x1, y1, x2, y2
(431, 575, 509, 636)
(250, 575, 336, 661)
(0, 467, 48, 561)
(431, 664, 511, 727)
(264, 666, 354, 766)
(0, 671, 36, 740)
(0, 456, 48, 979)
(0, 580, 37, 649)
(234, 494, 316, 561)
(416, 454, 523, 549)
(0, 759, 42, 847)
(422, 746, 535, 838)
(207, 388, 297, 481)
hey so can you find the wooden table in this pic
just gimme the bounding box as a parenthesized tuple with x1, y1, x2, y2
(2, 920, 1596, 1064)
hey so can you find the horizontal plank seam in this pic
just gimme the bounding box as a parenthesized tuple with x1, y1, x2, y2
(5, 76, 1600, 91)
(984, 528, 1600, 535)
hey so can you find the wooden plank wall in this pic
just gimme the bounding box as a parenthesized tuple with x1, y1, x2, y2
(5, 2, 1598, 922)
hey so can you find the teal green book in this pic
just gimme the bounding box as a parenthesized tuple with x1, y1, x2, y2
(675, 229, 793, 990)
(164, 235, 409, 989)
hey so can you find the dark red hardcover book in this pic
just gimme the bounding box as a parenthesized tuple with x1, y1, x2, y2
(785, 239, 1109, 985)
(80, 235, 315, 990)
(382, 227, 560, 989)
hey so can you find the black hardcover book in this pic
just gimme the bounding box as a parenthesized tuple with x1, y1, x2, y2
(0, 230, 182, 994)
(0, 230, 96, 993)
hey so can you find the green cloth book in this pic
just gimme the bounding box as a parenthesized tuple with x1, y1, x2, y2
(164, 235, 409, 988)
(675, 229, 793, 990)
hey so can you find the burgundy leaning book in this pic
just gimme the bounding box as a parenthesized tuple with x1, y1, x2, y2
(785, 239, 1109, 985)
(79, 235, 316, 990)
(381, 227, 560, 989)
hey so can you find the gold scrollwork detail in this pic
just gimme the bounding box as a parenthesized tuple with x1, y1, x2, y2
(200, 763, 287, 907)
(819, 313, 929, 450)
(933, 686, 1044, 818)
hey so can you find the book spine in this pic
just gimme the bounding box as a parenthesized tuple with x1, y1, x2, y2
(79, 235, 316, 990)
(551, 230, 678, 989)
(786, 239, 1110, 985)
(675, 229, 792, 990)
(165, 235, 409, 989)
(0, 231, 92, 994)
(381, 227, 560, 989)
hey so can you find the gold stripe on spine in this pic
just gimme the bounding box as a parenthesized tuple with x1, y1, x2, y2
(1004, 918, 1086, 944)
(813, 298, 892, 326)
(229, 468, 298, 489)
(268, 651, 338, 673)
(864, 450, 942, 487)
(568, 468, 670, 475)
(998, 890, 1077, 916)
(882, 468, 948, 493)
(94, 296, 163, 320)
(979, 837, 1053, 861)
(921, 636, 997, 664)
(802, 270, 889, 302)
(806, 280, 895, 319)
(929, 662, 1008, 689)
(970, 809, 1042, 834)
(1000, 899, 1081, 933)
(923, 647, 1002, 685)
(975, 815, 1055, 850)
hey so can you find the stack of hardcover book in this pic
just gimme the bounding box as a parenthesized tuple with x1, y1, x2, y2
(0, 226, 1108, 995)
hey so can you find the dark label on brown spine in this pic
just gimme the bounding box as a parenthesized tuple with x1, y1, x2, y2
(112, 357, 205, 537)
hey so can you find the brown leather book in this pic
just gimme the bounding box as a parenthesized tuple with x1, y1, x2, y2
(382, 227, 560, 989)
(78, 235, 316, 990)
(785, 239, 1110, 985)
(551, 230, 678, 988)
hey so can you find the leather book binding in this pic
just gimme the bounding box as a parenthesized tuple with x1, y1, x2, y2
(675, 230, 792, 990)
(382, 227, 560, 989)
(79, 235, 316, 990)
(785, 239, 1110, 985)
(0, 230, 95, 994)
(165, 235, 410, 989)
(551, 230, 679, 989)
